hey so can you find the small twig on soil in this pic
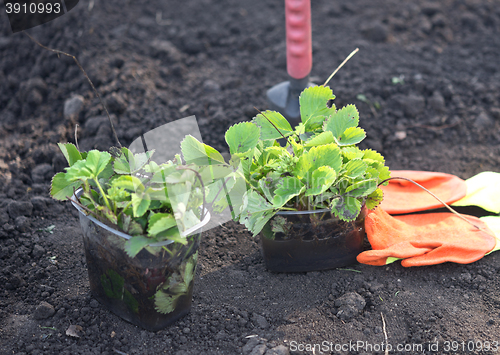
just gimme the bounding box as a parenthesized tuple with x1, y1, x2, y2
(112, 348, 129, 355)
(74, 124, 80, 151)
(381, 313, 389, 355)
(336, 268, 362, 273)
(23, 31, 122, 148)
(323, 48, 359, 87)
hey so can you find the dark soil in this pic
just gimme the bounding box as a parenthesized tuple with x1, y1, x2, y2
(1, 0, 500, 354)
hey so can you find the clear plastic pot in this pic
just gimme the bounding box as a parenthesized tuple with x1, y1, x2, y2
(260, 208, 366, 272)
(71, 190, 210, 331)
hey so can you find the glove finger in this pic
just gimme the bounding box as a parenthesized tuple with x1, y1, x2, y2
(409, 240, 443, 249)
(481, 216, 500, 254)
(357, 242, 433, 266)
(402, 234, 495, 267)
(365, 208, 412, 250)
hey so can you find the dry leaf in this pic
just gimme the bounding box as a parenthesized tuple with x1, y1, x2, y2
(66, 324, 83, 338)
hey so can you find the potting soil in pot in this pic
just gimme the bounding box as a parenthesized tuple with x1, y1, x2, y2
(260, 209, 366, 272)
(79, 212, 200, 331)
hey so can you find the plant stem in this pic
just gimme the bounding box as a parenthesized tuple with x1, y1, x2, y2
(94, 179, 112, 212)
(162, 245, 174, 257)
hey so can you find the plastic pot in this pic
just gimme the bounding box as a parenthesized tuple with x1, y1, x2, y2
(260, 208, 366, 272)
(71, 189, 210, 331)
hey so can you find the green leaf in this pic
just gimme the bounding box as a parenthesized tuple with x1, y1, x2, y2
(213, 175, 247, 219)
(131, 193, 150, 218)
(304, 115, 327, 132)
(124, 235, 152, 258)
(205, 179, 226, 205)
(344, 160, 367, 179)
(98, 162, 114, 184)
(123, 290, 139, 313)
(148, 214, 178, 236)
(160, 229, 187, 245)
(324, 104, 359, 140)
(242, 209, 275, 237)
(96, 205, 118, 224)
(111, 175, 144, 193)
(363, 160, 391, 184)
(252, 111, 293, 140)
(143, 161, 162, 174)
(183, 251, 198, 286)
(272, 177, 305, 207)
(107, 185, 131, 202)
(113, 147, 152, 174)
(169, 281, 188, 294)
(305, 166, 337, 196)
(258, 178, 275, 203)
(304, 131, 335, 147)
(225, 122, 260, 155)
(243, 190, 275, 214)
(181, 135, 226, 165)
(294, 144, 342, 180)
(270, 216, 288, 235)
(50, 172, 81, 201)
(37, 225, 56, 234)
(179, 209, 201, 232)
(65, 159, 93, 182)
(57, 143, 82, 166)
(375, 163, 391, 184)
(149, 165, 178, 185)
(85, 150, 112, 178)
(366, 188, 384, 210)
(341, 146, 364, 161)
(363, 149, 385, 163)
(299, 86, 336, 128)
(345, 179, 378, 197)
(259, 146, 289, 166)
(198, 164, 233, 183)
(331, 195, 361, 221)
(154, 289, 178, 314)
(239, 190, 275, 236)
(335, 127, 366, 146)
(100, 269, 124, 299)
(145, 187, 170, 202)
(121, 215, 144, 236)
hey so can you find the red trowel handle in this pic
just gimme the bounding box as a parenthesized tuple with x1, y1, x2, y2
(285, 0, 312, 80)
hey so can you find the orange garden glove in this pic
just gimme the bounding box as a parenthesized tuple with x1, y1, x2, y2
(357, 208, 499, 267)
(379, 170, 467, 214)
(358, 170, 500, 267)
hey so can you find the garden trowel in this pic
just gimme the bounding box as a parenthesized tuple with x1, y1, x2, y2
(267, 0, 314, 125)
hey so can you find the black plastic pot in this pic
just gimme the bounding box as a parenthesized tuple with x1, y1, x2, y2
(260, 208, 366, 272)
(71, 190, 210, 331)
